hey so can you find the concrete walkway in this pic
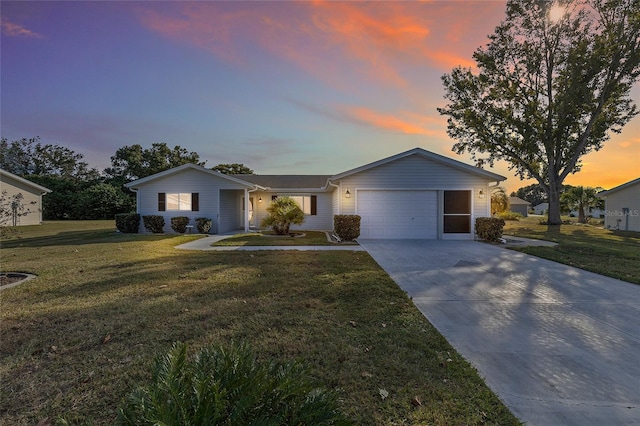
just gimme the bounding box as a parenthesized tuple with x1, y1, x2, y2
(174, 234, 365, 251)
(358, 239, 640, 426)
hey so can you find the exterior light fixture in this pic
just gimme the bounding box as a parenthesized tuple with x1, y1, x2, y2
(258, 197, 262, 203)
(478, 189, 485, 199)
(345, 189, 351, 198)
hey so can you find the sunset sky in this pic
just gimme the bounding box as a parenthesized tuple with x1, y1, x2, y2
(2, 1, 638, 192)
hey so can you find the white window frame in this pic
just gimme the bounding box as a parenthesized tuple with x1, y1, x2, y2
(166, 193, 192, 211)
(282, 195, 312, 215)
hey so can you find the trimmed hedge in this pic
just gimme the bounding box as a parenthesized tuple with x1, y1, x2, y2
(475, 217, 505, 242)
(142, 215, 165, 233)
(195, 217, 213, 234)
(334, 215, 361, 241)
(171, 216, 190, 233)
(115, 213, 140, 234)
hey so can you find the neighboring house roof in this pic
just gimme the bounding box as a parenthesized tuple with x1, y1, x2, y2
(232, 175, 332, 190)
(533, 202, 549, 209)
(124, 163, 264, 189)
(330, 147, 506, 182)
(598, 177, 640, 197)
(0, 169, 51, 194)
(509, 196, 531, 205)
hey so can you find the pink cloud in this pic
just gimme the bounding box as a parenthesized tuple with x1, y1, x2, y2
(1, 19, 42, 38)
(135, 2, 503, 90)
(340, 106, 442, 136)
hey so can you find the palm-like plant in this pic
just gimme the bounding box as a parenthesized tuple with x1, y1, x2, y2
(561, 186, 603, 224)
(117, 342, 352, 425)
(261, 196, 305, 235)
(491, 187, 509, 215)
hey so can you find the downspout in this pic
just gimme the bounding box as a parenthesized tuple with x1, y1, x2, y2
(128, 187, 140, 213)
(39, 190, 47, 224)
(327, 179, 340, 232)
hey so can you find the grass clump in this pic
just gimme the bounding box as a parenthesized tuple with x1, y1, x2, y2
(118, 342, 352, 425)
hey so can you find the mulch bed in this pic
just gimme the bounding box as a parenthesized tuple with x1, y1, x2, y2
(0, 273, 28, 287)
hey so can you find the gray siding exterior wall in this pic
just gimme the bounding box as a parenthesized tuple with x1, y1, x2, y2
(134, 168, 247, 233)
(219, 190, 240, 233)
(250, 191, 333, 231)
(333, 155, 493, 238)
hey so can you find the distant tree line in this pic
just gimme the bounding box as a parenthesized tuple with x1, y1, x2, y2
(0, 137, 253, 220)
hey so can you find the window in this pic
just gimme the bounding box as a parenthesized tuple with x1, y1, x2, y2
(272, 195, 317, 215)
(443, 190, 471, 233)
(158, 193, 199, 211)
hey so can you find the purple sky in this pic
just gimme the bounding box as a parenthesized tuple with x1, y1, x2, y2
(2, 1, 638, 191)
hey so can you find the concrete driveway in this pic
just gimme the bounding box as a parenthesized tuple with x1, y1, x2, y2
(359, 240, 640, 426)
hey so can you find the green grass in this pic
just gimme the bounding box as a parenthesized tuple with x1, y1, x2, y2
(0, 221, 518, 425)
(212, 230, 357, 246)
(504, 216, 640, 284)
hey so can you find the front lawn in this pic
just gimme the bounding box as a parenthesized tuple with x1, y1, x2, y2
(504, 216, 640, 284)
(0, 221, 518, 425)
(212, 230, 356, 246)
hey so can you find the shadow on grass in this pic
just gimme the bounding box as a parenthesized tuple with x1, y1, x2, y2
(0, 230, 180, 249)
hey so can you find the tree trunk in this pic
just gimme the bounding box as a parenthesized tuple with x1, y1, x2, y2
(547, 176, 563, 226)
(578, 207, 586, 224)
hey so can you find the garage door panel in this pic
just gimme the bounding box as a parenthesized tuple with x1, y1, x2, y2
(357, 190, 437, 239)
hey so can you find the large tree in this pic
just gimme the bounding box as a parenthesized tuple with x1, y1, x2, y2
(0, 136, 99, 179)
(511, 183, 549, 207)
(212, 163, 254, 175)
(105, 143, 204, 182)
(439, 0, 640, 225)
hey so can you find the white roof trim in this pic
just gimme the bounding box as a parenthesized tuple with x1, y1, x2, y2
(259, 187, 330, 192)
(598, 177, 640, 197)
(329, 147, 506, 182)
(0, 169, 52, 194)
(124, 163, 265, 189)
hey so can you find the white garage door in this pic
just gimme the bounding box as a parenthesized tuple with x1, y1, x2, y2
(357, 190, 438, 239)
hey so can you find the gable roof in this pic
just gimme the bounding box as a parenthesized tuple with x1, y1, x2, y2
(0, 169, 52, 194)
(124, 163, 263, 189)
(329, 147, 506, 182)
(232, 175, 331, 190)
(598, 177, 640, 197)
(509, 196, 531, 206)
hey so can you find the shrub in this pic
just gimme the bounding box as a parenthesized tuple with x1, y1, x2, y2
(170, 216, 190, 233)
(495, 211, 524, 221)
(334, 215, 361, 241)
(115, 213, 140, 234)
(195, 217, 213, 234)
(261, 196, 305, 235)
(142, 215, 165, 233)
(475, 217, 505, 242)
(117, 342, 352, 426)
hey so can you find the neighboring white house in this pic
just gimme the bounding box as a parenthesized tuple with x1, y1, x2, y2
(0, 169, 51, 226)
(125, 148, 506, 239)
(509, 196, 531, 217)
(533, 202, 548, 215)
(598, 177, 640, 232)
